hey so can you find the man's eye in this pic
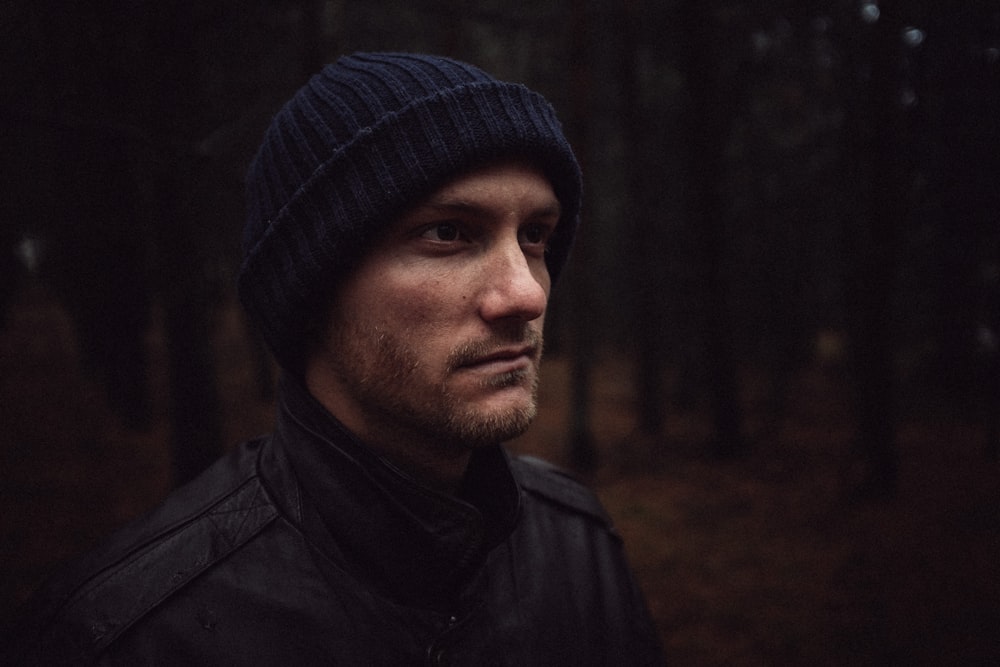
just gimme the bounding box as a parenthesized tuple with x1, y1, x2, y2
(421, 223, 461, 242)
(519, 224, 550, 247)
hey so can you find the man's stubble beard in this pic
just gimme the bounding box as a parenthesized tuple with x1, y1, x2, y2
(329, 323, 543, 451)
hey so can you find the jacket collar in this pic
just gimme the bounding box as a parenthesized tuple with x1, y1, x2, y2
(273, 375, 521, 610)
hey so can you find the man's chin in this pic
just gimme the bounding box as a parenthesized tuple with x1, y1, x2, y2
(444, 399, 537, 446)
(467, 385, 537, 418)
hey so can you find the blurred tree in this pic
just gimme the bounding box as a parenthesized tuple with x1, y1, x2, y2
(2, 1, 156, 429)
(0, 0, 327, 484)
(727, 4, 845, 432)
(678, 0, 746, 456)
(838, 0, 917, 498)
(917, 4, 1000, 458)
(620, 0, 669, 443)
(564, 0, 599, 471)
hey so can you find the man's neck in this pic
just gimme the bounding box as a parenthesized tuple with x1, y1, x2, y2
(348, 420, 474, 494)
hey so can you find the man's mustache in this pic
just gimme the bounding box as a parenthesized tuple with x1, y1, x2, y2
(447, 327, 544, 370)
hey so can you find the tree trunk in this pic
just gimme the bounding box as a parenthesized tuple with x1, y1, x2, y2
(843, 0, 904, 498)
(678, 0, 745, 457)
(145, 4, 224, 486)
(565, 0, 597, 472)
(621, 0, 668, 441)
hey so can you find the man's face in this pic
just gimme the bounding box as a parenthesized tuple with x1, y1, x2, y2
(306, 160, 560, 466)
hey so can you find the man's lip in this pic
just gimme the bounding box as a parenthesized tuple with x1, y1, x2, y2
(461, 345, 536, 368)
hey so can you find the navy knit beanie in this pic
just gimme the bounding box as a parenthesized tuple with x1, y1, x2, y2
(239, 52, 582, 370)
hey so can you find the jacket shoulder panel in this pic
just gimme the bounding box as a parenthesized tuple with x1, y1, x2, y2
(13, 439, 280, 665)
(511, 455, 616, 530)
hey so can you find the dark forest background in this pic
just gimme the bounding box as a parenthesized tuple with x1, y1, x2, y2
(2, 0, 999, 663)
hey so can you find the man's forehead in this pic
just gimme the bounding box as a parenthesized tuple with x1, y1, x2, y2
(408, 160, 561, 217)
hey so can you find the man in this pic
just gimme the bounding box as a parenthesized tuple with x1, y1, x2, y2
(5, 52, 664, 665)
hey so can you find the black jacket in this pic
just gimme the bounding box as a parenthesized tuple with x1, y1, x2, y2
(5, 379, 664, 665)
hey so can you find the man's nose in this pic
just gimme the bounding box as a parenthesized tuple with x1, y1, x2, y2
(478, 241, 549, 323)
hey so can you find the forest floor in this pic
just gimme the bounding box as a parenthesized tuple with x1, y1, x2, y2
(2, 283, 998, 665)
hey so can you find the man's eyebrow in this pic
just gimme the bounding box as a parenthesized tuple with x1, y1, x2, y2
(412, 198, 562, 219)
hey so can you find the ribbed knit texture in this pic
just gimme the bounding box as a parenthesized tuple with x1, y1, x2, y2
(239, 52, 582, 370)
